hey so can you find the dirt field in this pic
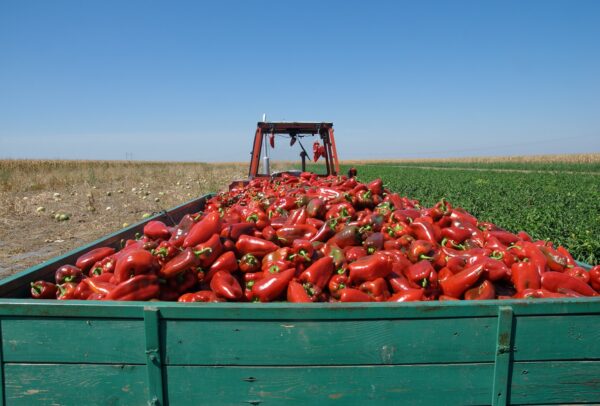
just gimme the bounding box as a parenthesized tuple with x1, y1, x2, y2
(0, 160, 246, 278)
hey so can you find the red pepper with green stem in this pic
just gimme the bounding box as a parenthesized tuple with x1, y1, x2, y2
(239, 253, 260, 273)
(287, 280, 314, 302)
(55, 265, 83, 284)
(152, 241, 179, 266)
(159, 248, 201, 278)
(291, 239, 315, 264)
(407, 240, 438, 263)
(193, 233, 223, 268)
(299, 256, 334, 292)
(57, 282, 78, 300)
(405, 260, 438, 289)
(31, 281, 58, 299)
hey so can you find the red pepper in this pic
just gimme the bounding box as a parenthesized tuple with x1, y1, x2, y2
(286, 207, 308, 226)
(328, 274, 348, 299)
(338, 288, 373, 302)
(407, 240, 436, 263)
(220, 222, 257, 240)
(193, 233, 223, 268)
(309, 219, 337, 243)
(485, 230, 519, 246)
(287, 280, 315, 302)
(363, 232, 384, 254)
(210, 271, 243, 300)
(589, 266, 600, 291)
(464, 280, 495, 300)
(57, 282, 78, 300)
(409, 219, 440, 243)
(306, 198, 326, 218)
(105, 274, 160, 301)
(113, 249, 158, 284)
(178, 290, 222, 302)
(152, 241, 179, 266)
(245, 211, 268, 230)
(182, 212, 221, 248)
(30, 281, 58, 299)
(511, 261, 541, 293)
(405, 260, 436, 289)
(541, 272, 597, 297)
(143, 220, 171, 240)
(239, 253, 260, 273)
(299, 256, 334, 291)
(291, 239, 315, 264)
(204, 251, 238, 282)
(345, 246, 367, 263)
(235, 235, 279, 258)
(251, 268, 295, 302)
(557, 246, 576, 267)
(387, 288, 424, 302)
(75, 247, 116, 272)
(513, 288, 567, 299)
(359, 277, 390, 301)
(55, 265, 83, 284)
(565, 267, 590, 285)
(348, 251, 394, 284)
(328, 225, 362, 249)
(159, 248, 201, 278)
(89, 255, 117, 276)
(538, 246, 569, 272)
(367, 178, 384, 195)
(441, 227, 472, 244)
(169, 214, 196, 247)
(439, 262, 485, 298)
(276, 224, 318, 245)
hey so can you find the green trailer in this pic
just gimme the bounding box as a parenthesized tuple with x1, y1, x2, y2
(0, 195, 598, 406)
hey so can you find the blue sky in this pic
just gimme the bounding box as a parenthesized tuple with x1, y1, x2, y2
(1, 0, 599, 161)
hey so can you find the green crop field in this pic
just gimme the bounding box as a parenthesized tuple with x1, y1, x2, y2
(343, 162, 600, 265)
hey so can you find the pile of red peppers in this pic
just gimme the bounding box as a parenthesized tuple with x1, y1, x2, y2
(30, 172, 600, 302)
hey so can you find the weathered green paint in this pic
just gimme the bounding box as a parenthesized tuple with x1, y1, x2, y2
(4, 363, 148, 405)
(510, 361, 600, 404)
(163, 317, 496, 366)
(0, 298, 599, 319)
(165, 364, 494, 405)
(513, 315, 600, 361)
(2, 318, 146, 364)
(144, 307, 164, 406)
(491, 306, 514, 406)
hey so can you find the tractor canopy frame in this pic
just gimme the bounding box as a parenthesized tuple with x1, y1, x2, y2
(248, 122, 340, 178)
